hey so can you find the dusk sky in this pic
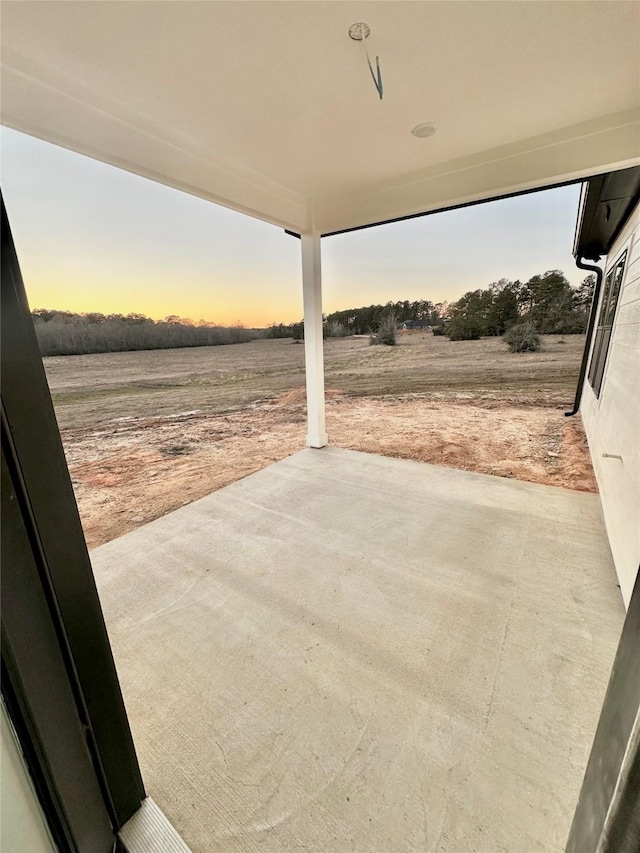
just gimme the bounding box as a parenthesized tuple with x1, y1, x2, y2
(1, 126, 583, 327)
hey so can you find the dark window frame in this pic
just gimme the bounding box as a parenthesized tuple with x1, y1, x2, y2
(588, 249, 627, 398)
(1, 193, 145, 848)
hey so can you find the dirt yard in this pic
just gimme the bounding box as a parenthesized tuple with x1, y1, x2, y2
(43, 333, 596, 549)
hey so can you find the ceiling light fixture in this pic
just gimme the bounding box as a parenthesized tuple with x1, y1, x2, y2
(411, 123, 436, 138)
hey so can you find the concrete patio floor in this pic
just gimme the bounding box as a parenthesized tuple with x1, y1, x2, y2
(91, 448, 624, 853)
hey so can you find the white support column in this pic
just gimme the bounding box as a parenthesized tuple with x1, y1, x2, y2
(301, 232, 328, 448)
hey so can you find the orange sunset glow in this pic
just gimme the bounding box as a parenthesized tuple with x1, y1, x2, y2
(2, 127, 583, 327)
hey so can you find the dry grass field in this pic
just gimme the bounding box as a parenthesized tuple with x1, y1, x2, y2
(43, 332, 596, 549)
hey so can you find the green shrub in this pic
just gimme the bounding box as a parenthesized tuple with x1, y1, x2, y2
(370, 314, 397, 346)
(446, 318, 483, 341)
(432, 325, 447, 336)
(290, 321, 304, 340)
(325, 320, 348, 338)
(503, 321, 541, 353)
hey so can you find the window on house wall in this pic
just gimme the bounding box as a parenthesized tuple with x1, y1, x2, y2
(588, 249, 627, 398)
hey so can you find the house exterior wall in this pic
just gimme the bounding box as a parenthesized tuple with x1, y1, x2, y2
(581, 198, 640, 607)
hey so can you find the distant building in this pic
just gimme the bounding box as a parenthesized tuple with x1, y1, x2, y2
(399, 320, 430, 330)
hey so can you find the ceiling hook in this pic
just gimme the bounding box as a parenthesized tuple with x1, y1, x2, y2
(348, 22, 383, 101)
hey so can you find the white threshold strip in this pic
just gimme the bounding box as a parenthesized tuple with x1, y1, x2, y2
(119, 797, 193, 853)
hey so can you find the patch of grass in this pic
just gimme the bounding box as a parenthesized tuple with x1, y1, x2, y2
(51, 386, 158, 404)
(160, 443, 194, 456)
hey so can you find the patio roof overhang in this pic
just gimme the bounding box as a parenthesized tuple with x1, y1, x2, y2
(2, 1, 639, 235)
(573, 166, 640, 262)
(3, 7, 640, 848)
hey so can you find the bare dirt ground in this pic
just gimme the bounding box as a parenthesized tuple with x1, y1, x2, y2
(43, 333, 596, 549)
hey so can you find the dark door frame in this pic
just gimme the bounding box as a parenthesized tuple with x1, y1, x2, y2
(1, 194, 145, 850)
(566, 572, 640, 853)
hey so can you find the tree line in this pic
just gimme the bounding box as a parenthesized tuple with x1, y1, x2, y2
(34, 269, 595, 356)
(268, 270, 595, 341)
(444, 270, 594, 340)
(323, 299, 445, 336)
(32, 310, 259, 356)
(267, 300, 446, 340)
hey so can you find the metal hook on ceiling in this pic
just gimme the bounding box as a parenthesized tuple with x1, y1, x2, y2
(348, 22, 383, 101)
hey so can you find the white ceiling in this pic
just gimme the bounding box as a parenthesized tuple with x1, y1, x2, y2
(2, 1, 639, 233)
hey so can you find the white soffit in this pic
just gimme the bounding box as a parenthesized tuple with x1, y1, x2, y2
(1, 1, 639, 234)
